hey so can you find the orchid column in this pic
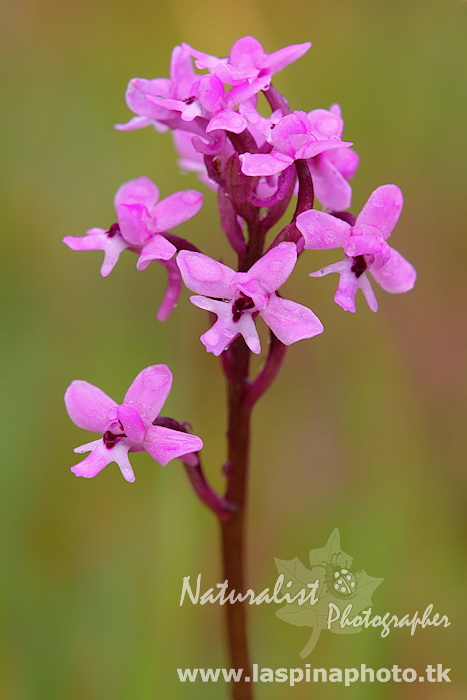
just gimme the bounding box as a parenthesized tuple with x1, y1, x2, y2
(64, 35, 415, 700)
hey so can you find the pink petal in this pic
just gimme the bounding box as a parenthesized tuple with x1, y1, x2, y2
(65, 380, 117, 433)
(144, 425, 203, 466)
(147, 94, 197, 118)
(114, 176, 159, 210)
(189, 296, 229, 314)
(63, 228, 108, 252)
(117, 203, 153, 245)
(136, 234, 176, 269)
(230, 36, 264, 65)
(172, 129, 204, 163)
(236, 313, 261, 354)
(228, 275, 269, 309)
(200, 314, 259, 356)
(354, 185, 403, 239)
(240, 152, 293, 176)
(214, 63, 258, 84)
(261, 294, 324, 345)
(190, 296, 261, 355)
(298, 138, 352, 160)
(63, 230, 130, 277)
(169, 45, 197, 96)
(246, 242, 297, 293)
(181, 43, 226, 73)
(124, 365, 173, 424)
(334, 269, 359, 312)
(261, 41, 311, 72)
(99, 236, 130, 277)
(270, 111, 309, 146)
(193, 74, 224, 113)
(239, 100, 277, 140)
(327, 147, 359, 181)
(115, 116, 155, 131)
(309, 156, 352, 211)
(226, 75, 271, 108)
(191, 297, 236, 355)
(296, 210, 351, 250)
(125, 77, 172, 121)
(200, 321, 236, 356)
(152, 190, 203, 231)
(308, 259, 350, 278)
(206, 110, 247, 134)
(344, 234, 390, 258)
(116, 404, 146, 444)
(370, 247, 416, 293)
(307, 108, 343, 139)
(359, 275, 379, 312)
(177, 251, 235, 297)
(71, 439, 135, 482)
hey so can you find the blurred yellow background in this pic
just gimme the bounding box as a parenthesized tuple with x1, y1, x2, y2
(1, 0, 466, 697)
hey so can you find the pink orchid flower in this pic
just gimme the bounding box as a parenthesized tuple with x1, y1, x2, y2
(115, 45, 197, 132)
(306, 105, 359, 211)
(182, 36, 311, 86)
(172, 130, 219, 190)
(240, 108, 353, 177)
(65, 365, 203, 482)
(63, 176, 203, 320)
(177, 242, 323, 356)
(148, 72, 271, 135)
(296, 185, 416, 312)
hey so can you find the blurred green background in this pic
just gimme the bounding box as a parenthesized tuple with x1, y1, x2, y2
(1, 0, 466, 697)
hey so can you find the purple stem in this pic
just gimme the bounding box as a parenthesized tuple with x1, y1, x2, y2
(245, 332, 287, 410)
(163, 232, 202, 254)
(265, 158, 315, 252)
(224, 153, 258, 225)
(220, 337, 253, 699)
(218, 187, 247, 257)
(294, 159, 315, 218)
(249, 165, 295, 208)
(153, 417, 233, 520)
(259, 168, 297, 234)
(156, 259, 182, 322)
(227, 128, 259, 155)
(204, 154, 226, 187)
(183, 459, 234, 522)
(264, 84, 291, 115)
(330, 210, 357, 226)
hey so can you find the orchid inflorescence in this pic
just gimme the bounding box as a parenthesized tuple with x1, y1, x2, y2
(64, 36, 416, 484)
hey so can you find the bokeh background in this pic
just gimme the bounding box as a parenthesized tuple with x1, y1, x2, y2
(1, 0, 466, 697)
